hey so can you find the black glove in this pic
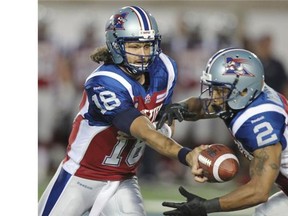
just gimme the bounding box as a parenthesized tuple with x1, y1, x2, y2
(162, 186, 207, 216)
(156, 103, 197, 129)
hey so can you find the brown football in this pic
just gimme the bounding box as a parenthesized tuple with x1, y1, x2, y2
(198, 144, 239, 182)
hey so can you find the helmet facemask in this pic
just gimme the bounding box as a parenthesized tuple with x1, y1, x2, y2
(112, 35, 161, 75)
(105, 6, 162, 75)
(200, 71, 241, 116)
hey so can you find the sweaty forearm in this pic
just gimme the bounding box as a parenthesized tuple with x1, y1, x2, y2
(130, 115, 183, 159)
(178, 98, 209, 120)
(144, 130, 182, 159)
(219, 144, 282, 211)
(219, 180, 268, 211)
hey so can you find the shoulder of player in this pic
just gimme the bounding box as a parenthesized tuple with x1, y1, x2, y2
(84, 67, 134, 91)
(152, 52, 177, 78)
(158, 52, 177, 66)
(261, 85, 284, 105)
(239, 85, 286, 116)
(230, 99, 287, 135)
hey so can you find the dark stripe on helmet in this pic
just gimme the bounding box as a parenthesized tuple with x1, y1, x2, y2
(131, 6, 150, 30)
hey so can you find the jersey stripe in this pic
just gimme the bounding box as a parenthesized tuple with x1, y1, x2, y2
(283, 128, 288, 150)
(232, 104, 288, 136)
(42, 168, 72, 216)
(158, 53, 175, 103)
(86, 71, 134, 100)
(77, 91, 90, 117)
(63, 119, 109, 174)
(129, 6, 151, 30)
(156, 92, 166, 103)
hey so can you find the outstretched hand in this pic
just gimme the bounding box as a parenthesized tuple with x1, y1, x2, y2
(162, 186, 207, 216)
(156, 103, 197, 129)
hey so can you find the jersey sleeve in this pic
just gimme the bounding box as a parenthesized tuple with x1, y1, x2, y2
(84, 74, 135, 125)
(164, 57, 178, 105)
(160, 54, 178, 106)
(235, 111, 286, 153)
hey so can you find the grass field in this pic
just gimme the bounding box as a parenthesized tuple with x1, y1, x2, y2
(139, 181, 255, 216)
(39, 178, 256, 216)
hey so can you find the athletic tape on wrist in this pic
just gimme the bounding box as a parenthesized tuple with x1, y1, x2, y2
(203, 198, 221, 213)
(178, 147, 191, 166)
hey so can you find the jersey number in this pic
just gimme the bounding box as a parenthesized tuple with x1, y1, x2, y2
(253, 122, 277, 146)
(103, 140, 146, 167)
(92, 90, 121, 114)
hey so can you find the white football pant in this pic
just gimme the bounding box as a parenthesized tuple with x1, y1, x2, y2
(253, 191, 288, 216)
(38, 164, 146, 216)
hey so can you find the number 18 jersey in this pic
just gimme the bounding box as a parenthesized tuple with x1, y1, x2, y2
(62, 53, 178, 181)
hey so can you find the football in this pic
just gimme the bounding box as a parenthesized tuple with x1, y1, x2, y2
(198, 144, 239, 183)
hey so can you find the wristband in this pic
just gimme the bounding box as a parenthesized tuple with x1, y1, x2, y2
(203, 198, 221, 213)
(178, 147, 191, 166)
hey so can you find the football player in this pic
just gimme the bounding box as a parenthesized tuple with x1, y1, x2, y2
(157, 48, 288, 216)
(38, 6, 203, 216)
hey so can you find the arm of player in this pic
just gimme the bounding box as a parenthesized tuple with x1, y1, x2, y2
(156, 97, 217, 129)
(179, 97, 218, 119)
(218, 143, 282, 211)
(130, 115, 181, 158)
(130, 115, 208, 171)
(117, 121, 174, 140)
(162, 143, 282, 215)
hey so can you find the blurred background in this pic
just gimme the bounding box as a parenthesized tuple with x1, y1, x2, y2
(38, 1, 288, 215)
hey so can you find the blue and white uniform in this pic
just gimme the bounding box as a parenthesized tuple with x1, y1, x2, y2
(38, 53, 178, 216)
(227, 85, 288, 215)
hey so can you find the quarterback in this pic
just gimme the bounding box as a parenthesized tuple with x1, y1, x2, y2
(38, 6, 203, 216)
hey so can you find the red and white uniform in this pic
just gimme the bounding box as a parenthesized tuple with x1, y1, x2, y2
(38, 53, 178, 216)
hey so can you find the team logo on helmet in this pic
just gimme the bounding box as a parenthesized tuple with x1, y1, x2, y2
(223, 57, 255, 77)
(106, 12, 128, 30)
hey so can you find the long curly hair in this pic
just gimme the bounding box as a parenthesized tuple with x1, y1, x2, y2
(90, 45, 114, 64)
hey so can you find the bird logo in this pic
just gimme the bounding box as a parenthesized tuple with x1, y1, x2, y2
(223, 57, 254, 77)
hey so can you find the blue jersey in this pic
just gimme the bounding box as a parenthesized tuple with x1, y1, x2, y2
(84, 53, 177, 126)
(63, 53, 178, 181)
(227, 84, 288, 194)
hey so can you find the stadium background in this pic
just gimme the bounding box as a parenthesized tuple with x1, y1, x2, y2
(38, 1, 288, 215)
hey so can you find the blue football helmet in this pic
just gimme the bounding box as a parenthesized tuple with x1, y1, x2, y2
(200, 48, 265, 115)
(105, 6, 161, 75)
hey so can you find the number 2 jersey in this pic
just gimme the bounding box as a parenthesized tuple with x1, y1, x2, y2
(227, 84, 288, 195)
(62, 53, 177, 181)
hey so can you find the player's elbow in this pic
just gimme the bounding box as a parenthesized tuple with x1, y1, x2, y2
(252, 188, 270, 204)
(134, 125, 155, 141)
(130, 116, 155, 139)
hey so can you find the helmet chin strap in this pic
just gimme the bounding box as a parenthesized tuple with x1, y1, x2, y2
(122, 62, 147, 75)
(121, 49, 151, 75)
(211, 104, 223, 113)
(219, 110, 235, 120)
(216, 104, 236, 120)
(119, 65, 145, 83)
(211, 99, 236, 120)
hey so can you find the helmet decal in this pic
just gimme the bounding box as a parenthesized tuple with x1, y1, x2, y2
(223, 57, 255, 77)
(200, 48, 264, 112)
(106, 12, 128, 30)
